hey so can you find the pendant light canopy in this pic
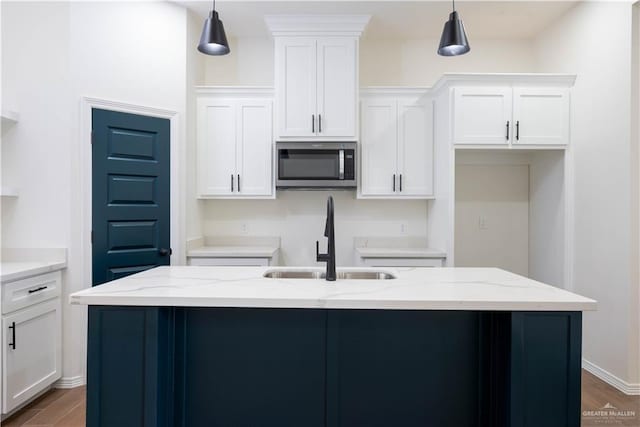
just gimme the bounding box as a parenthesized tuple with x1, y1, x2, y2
(438, 0, 470, 57)
(198, 0, 230, 56)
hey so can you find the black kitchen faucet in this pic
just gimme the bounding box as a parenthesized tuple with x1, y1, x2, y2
(316, 196, 336, 281)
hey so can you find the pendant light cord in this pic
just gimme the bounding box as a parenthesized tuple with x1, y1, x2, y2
(452, 0, 455, 13)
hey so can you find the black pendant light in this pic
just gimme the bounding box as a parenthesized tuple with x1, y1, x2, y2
(438, 0, 470, 56)
(198, 0, 230, 56)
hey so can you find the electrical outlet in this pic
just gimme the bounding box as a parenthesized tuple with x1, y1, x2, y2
(240, 223, 248, 234)
(478, 216, 488, 230)
(400, 223, 407, 234)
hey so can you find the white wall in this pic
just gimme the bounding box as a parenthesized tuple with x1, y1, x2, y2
(202, 191, 428, 266)
(202, 37, 274, 86)
(360, 38, 536, 86)
(454, 156, 530, 276)
(533, 1, 639, 391)
(2, 1, 189, 386)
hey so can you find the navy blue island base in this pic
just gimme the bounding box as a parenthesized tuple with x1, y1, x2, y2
(87, 306, 581, 427)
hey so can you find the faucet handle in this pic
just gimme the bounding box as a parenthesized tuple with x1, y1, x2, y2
(316, 240, 328, 262)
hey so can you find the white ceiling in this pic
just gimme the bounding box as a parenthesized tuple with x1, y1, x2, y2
(179, 1, 579, 39)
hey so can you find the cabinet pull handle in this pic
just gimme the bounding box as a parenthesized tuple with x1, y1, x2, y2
(516, 121, 520, 141)
(312, 115, 315, 133)
(237, 174, 240, 192)
(8, 322, 15, 350)
(506, 121, 510, 141)
(231, 174, 234, 192)
(393, 174, 396, 192)
(319, 114, 322, 133)
(399, 174, 403, 192)
(28, 286, 48, 294)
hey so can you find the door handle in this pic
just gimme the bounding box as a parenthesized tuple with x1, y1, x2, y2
(237, 174, 240, 192)
(312, 115, 315, 133)
(506, 121, 510, 141)
(319, 114, 322, 133)
(231, 174, 234, 192)
(516, 121, 520, 141)
(399, 174, 403, 192)
(159, 248, 172, 256)
(8, 322, 15, 350)
(393, 174, 396, 192)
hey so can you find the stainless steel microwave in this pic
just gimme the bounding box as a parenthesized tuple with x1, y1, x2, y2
(276, 142, 357, 189)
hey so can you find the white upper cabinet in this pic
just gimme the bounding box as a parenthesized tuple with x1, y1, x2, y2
(267, 15, 369, 141)
(275, 37, 317, 138)
(360, 90, 434, 199)
(512, 88, 570, 146)
(443, 75, 575, 148)
(360, 98, 398, 196)
(316, 38, 357, 137)
(197, 89, 274, 199)
(453, 87, 512, 145)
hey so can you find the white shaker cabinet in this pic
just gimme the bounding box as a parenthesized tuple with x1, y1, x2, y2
(196, 88, 274, 199)
(2, 298, 61, 413)
(2, 270, 62, 415)
(359, 89, 434, 199)
(512, 87, 570, 146)
(450, 78, 572, 148)
(267, 15, 369, 142)
(453, 87, 512, 145)
(275, 37, 357, 140)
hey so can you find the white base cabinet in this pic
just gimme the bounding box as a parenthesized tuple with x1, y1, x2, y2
(1, 271, 62, 415)
(196, 88, 274, 199)
(359, 89, 434, 199)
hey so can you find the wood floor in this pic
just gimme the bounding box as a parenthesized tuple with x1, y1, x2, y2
(2, 371, 638, 426)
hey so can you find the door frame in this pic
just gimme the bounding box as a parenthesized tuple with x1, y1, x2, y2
(78, 97, 184, 291)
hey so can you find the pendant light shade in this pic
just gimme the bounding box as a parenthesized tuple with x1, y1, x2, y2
(438, 8, 470, 56)
(198, 8, 230, 56)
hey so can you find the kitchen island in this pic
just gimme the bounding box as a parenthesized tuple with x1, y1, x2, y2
(71, 266, 596, 427)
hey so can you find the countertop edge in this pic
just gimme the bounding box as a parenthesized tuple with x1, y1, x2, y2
(1, 261, 67, 283)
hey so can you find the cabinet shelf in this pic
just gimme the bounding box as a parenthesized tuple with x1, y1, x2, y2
(0, 187, 19, 198)
(1, 110, 19, 128)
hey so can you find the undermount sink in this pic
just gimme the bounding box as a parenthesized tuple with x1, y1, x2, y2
(262, 269, 396, 280)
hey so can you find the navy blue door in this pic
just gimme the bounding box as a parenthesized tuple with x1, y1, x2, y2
(92, 109, 170, 286)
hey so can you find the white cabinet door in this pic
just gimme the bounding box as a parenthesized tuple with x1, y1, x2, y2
(360, 99, 398, 196)
(197, 99, 237, 196)
(236, 101, 273, 196)
(397, 100, 434, 196)
(316, 37, 357, 138)
(2, 298, 61, 413)
(275, 37, 317, 138)
(453, 87, 512, 145)
(512, 87, 570, 146)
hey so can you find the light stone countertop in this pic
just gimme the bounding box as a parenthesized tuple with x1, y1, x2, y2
(70, 266, 596, 312)
(1, 248, 67, 283)
(356, 247, 447, 259)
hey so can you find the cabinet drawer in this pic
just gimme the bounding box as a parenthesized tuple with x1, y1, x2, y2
(2, 271, 61, 314)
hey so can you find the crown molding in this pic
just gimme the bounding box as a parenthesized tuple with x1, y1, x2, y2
(265, 15, 371, 37)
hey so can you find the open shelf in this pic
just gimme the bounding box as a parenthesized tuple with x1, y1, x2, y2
(1, 110, 19, 128)
(0, 186, 19, 198)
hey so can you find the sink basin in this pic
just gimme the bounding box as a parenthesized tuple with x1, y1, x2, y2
(262, 269, 396, 280)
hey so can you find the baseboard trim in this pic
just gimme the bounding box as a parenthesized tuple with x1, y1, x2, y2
(54, 375, 85, 389)
(583, 359, 640, 395)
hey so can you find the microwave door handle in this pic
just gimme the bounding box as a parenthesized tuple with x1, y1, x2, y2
(339, 150, 344, 180)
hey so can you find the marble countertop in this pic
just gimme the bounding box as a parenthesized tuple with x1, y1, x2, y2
(356, 247, 446, 259)
(1, 248, 67, 283)
(1, 261, 67, 283)
(70, 266, 596, 311)
(187, 246, 279, 258)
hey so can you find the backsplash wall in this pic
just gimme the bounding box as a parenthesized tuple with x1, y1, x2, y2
(202, 191, 429, 266)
